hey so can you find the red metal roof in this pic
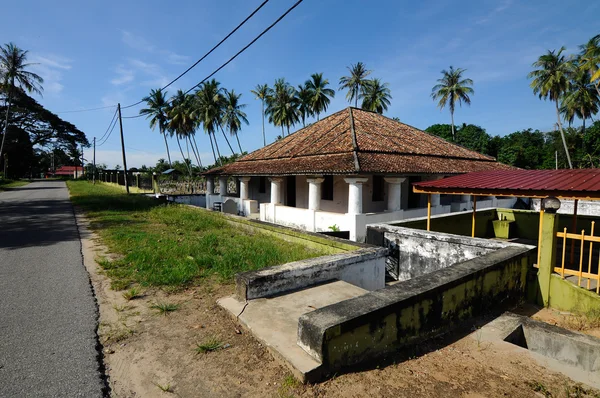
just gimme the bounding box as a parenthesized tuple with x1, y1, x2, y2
(413, 169, 600, 199)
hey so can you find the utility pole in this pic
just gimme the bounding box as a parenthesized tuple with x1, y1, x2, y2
(81, 143, 84, 179)
(117, 103, 129, 193)
(93, 137, 96, 185)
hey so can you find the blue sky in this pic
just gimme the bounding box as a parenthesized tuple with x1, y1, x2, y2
(2, 0, 599, 168)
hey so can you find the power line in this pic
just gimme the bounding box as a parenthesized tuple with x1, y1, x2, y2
(97, 114, 119, 147)
(121, 0, 271, 110)
(121, 0, 305, 118)
(56, 105, 117, 114)
(97, 107, 119, 143)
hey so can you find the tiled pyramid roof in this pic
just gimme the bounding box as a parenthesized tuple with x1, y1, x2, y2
(206, 107, 513, 176)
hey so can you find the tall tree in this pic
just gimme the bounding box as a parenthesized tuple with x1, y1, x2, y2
(560, 66, 599, 135)
(195, 79, 235, 156)
(222, 89, 248, 154)
(431, 66, 474, 141)
(140, 89, 172, 167)
(296, 83, 313, 127)
(339, 62, 372, 107)
(266, 78, 300, 136)
(0, 43, 44, 168)
(167, 90, 193, 174)
(250, 83, 270, 146)
(579, 34, 600, 97)
(305, 73, 335, 121)
(360, 78, 392, 114)
(528, 47, 574, 168)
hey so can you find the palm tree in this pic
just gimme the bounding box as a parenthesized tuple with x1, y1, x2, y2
(560, 65, 599, 135)
(167, 90, 194, 174)
(431, 66, 474, 141)
(266, 78, 300, 136)
(305, 73, 335, 121)
(580, 34, 600, 97)
(222, 89, 248, 153)
(360, 78, 392, 114)
(0, 43, 44, 166)
(296, 83, 313, 127)
(528, 48, 574, 169)
(140, 89, 172, 167)
(250, 83, 270, 146)
(195, 79, 235, 156)
(339, 62, 372, 107)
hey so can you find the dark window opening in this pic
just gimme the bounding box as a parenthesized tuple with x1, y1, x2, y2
(286, 176, 296, 207)
(322, 175, 334, 201)
(372, 175, 384, 202)
(407, 176, 422, 208)
(259, 176, 266, 194)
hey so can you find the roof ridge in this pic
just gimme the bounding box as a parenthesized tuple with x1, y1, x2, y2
(349, 108, 360, 173)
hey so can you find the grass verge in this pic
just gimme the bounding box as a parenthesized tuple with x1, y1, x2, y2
(67, 181, 327, 289)
(0, 179, 30, 191)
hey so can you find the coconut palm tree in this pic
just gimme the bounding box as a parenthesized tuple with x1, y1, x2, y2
(360, 78, 392, 114)
(223, 89, 248, 153)
(296, 83, 313, 127)
(580, 34, 600, 97)
(195, 79, 235, 156)
(528, 48, 574, 169)
(431, 66, 474, 142)
(339, 62, 372, 107)
(560, 65, 599, 135)
(140, 89, 172, 167)
(305, 73, 335, 121)
(167, 90, 194, 174)
(0, 43, 44, 166)
(266, 78, 300, 136)
(250, 83, 271, 146)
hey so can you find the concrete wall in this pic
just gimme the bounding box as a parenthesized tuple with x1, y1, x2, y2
(533, 198, 600, 217)
(166, 194, 206, 208)
(366, 224, 510, 281)
(297, 243, 536, 370)
(235, 247, 388, 300)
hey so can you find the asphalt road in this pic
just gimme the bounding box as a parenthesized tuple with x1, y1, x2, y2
(0, 181, 105, 397)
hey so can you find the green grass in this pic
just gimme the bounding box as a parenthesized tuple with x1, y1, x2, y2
(67, 181, 327, 289)
(195, 337, 224, 354)
(0, 179, 30, 191)
(151, 301, 180, 315)
(122, 286, 143, 301)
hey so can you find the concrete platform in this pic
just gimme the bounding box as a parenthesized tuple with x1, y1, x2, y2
(218, 280, 367, 382)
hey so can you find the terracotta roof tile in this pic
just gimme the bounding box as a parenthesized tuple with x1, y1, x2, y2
(206, 107, 509, 176)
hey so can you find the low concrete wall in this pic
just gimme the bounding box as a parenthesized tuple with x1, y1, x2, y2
(547, 274, 600, 313)
(297, 243, 536, 370)
(166, 194, 206, 208)
(391, 208, 498, 238)
(235, 246, 387, 300)
(367, 224, 509, 281)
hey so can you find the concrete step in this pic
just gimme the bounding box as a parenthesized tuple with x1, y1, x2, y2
(218, 280, 368, 382)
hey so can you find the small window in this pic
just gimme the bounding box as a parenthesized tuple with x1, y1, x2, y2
(321, 175, 334, 201)
(372, 175, 384, 202)
(259, 176, 266, 194)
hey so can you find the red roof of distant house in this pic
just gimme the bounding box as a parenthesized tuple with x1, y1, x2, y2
(52, 166, 84, 175)
(204, 107, 513, 176)
(413, 169, 600, 199)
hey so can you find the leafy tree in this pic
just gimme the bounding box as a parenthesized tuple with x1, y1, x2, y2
(250, 83, 270, 146)
(579, 34, 600, 97)
(497, 129, 547, 169)
(296, 83, 313, 127)
(339, 62, 372, 107)
(456, 124, 490, 154)
(167, 90, 194, 174)
(425, 124, 453, 142)
(560, 62, 599, 135)
(305, 73, 335, 121)
(431, 66, 474, 141)
(0, 43, 44, 167)
(360, 78, 392, 114)
(194, 79, 235, 158)
(528, 47, 574, 168)
(222, 89, 248, 153)
(266, 78, 300, 136)
(140, 89, 172, 167)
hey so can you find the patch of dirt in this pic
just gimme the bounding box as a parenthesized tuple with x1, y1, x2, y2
(515, 303, 600, 339)
(77, 212, 599, 398)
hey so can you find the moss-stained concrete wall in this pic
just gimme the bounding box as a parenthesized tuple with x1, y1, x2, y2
(392, 209, 497, 238)
(496, 209, 540, 240)
(297, 244, 536, 370)
(548, 275, 600, 313)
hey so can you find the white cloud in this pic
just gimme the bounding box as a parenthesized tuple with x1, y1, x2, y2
(29, 53, 73, 95)
(110, 64, 135, 85)
(121, 30, 155, 53)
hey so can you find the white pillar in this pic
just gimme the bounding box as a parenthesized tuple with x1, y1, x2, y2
(206, 178, 214, 209)
(218, 176, 228, 196)
(384, 177, 406, 212)
(307, 176, 324, 211)
(239, 176, 250, 200)
(270, 177, 283, 204)
(344, 177, 369, 215)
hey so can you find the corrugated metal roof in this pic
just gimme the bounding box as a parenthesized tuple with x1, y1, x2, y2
(413, 169, 600, 199)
